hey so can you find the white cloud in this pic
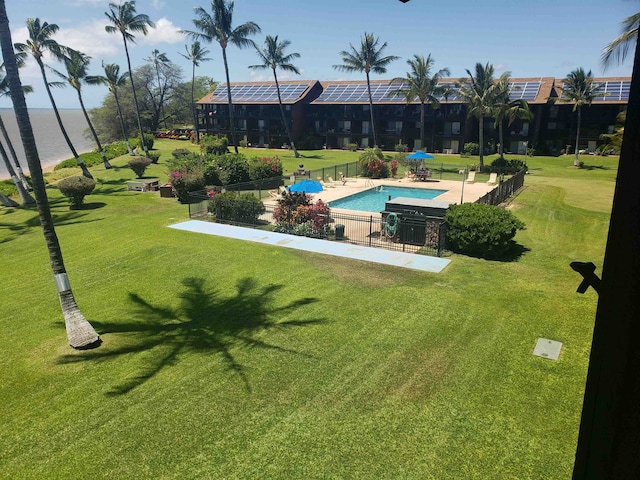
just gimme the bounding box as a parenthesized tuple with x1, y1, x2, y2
(56, 20, 121, 58)
(151, 0, 167, 10)
(141, 18, 185, 45)
(248, 71, 269, 82)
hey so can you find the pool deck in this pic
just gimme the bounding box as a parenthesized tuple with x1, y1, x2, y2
(169, 220, 451, 273)
(265, 175, 495, 216)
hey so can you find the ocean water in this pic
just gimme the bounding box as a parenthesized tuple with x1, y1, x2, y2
(0, 108, 95, 180)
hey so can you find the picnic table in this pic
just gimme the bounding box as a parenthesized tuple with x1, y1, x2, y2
(414, 169, 432, 181)
(127, 179, 159, 192)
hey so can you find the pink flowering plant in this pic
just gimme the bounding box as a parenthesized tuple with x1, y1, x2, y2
(249, 155, 283, 180)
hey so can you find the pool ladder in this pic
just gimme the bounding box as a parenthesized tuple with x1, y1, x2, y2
(365, 179, 376, 190)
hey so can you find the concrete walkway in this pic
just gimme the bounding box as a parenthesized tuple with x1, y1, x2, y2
(169, 220, 451, 273)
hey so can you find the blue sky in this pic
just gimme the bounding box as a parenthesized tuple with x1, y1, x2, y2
(2, 0, 637, 109)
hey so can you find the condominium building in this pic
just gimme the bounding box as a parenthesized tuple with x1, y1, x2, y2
(196, 77, 629, 155)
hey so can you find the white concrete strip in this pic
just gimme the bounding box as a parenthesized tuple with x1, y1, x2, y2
(169, 220, 451, 273)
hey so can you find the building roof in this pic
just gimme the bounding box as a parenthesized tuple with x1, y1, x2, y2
(197, 77, 631, 106)
(197, 80, 319, 105)
(551, 77, 631, 105)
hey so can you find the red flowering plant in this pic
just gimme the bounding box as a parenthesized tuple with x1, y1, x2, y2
(249, 155, 283, 180)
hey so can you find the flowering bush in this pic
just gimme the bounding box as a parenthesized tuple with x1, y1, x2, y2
(273, 192, 330, 237)
(248, 155, 283, 180)
(169, 167, 205, 203)
(390, 159, 400, 177)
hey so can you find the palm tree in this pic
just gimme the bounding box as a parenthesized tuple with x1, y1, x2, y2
(492, 73, 533, 160)
(0, 60, 34, 194)
(14, 18, 93, 179)
(0, 1, 100, 348)
(89, 63, 134, 155)
(602, 12, 640, 68)
(53, 50, 112, 169)
(0, 135, 34, 204)
(249, 35, 301, 158)
(105, 1, 155, 157)
(179, 41, 211, 143)
(389, 54, 450, 152)
(334, 32, 399, 148)
(560, 68, 601, 167)
(457, 62, 499, 171)
(182, 0, 261, 154)
(145, 49, 170, 128)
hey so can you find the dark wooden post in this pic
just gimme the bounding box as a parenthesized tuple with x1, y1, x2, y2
(572, 28, 640, 479)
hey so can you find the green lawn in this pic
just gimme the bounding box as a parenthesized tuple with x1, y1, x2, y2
(0, 145, 616, 478)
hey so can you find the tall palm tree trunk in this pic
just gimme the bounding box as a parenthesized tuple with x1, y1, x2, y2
(76, 89, 111, 169)
(191, 63, 200, 143)
(37, 61, 93, 179)
(366, 71, 377, 147)
(113, 89, 133, 154)
(0, 114, 31, 189)
(222, 47, 239, 154)
(154, 63, 167, 129)
(0, 2, 100, 349)
(0, 138, 34, 204)
(574, 106, 582, 167)
(122, 36, 148, 157)
(478, 113, 485, 171)
(0, 190, 17, 206)
(419, 100, 425, 151)
(273, 69, 300, 158)
(498, 120, 505, 160)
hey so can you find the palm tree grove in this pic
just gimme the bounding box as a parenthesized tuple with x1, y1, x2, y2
(0, 0, 639, 477)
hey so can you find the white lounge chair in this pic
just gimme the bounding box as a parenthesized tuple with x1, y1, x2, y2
(487, 172, 498, 186)
(466, 170, 476, 183)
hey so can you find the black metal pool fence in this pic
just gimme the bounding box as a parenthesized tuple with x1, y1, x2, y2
(186, 168, 526, 258)
(187, 199, 448, 256)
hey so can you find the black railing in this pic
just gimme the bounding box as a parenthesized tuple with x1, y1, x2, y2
(475, 169, 526, 206)
(187, 193, 446, 257)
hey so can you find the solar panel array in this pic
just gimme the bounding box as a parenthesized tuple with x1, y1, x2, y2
(210, 83, 309, 103)
(313, 83, 406, 103)
(593, 80, 631, 101)
(508, 81, 541, 101)
(313, 81, 542, 103)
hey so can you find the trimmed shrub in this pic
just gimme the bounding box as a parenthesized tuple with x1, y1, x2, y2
(128, 157, 152, 178)
(57, 175, 96, 208)
(147, 152, 160, 164)
(344, 143, 358, 152)
(444, 203, 525, 259)
(143, 133, 155, 151)
(239, 139, 248, 148)
(172, 148, 191, 158)
(489, 157, 527, 174)
(216, 153, 250, 185)
(200, 135, 229, 155)
(207, 191, 265, 224)
(462, 142, 480, 156)
(394, 143, 408, 153)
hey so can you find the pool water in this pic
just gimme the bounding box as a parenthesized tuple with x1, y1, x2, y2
(329, 186, 448, 213)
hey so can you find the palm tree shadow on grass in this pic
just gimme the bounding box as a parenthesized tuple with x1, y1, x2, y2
(57, 276, 323, 395)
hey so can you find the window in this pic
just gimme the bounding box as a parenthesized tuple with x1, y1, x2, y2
(549, 106, 559, 118)
(451, 122, 461, 135)
(547, 122, 557, 130)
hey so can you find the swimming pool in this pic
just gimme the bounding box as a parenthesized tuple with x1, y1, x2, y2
(329, 186, 448, 213)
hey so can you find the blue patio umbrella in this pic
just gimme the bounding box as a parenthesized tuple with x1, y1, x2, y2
(406, 150, 435, 160)
(406, 150, 435, 169)
(287, 179, 323, 193)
